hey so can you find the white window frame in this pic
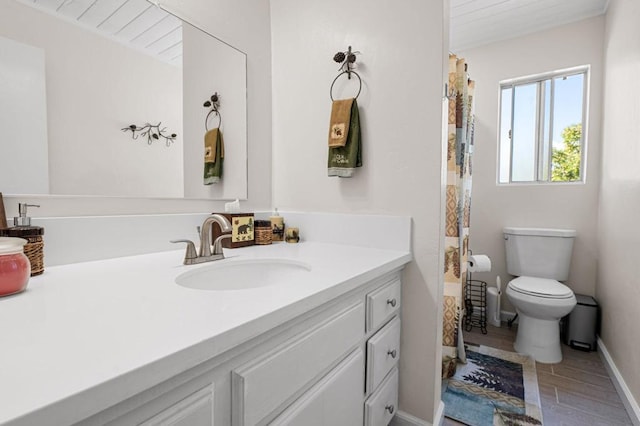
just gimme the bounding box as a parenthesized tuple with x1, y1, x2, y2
(497, 65, 589, 185)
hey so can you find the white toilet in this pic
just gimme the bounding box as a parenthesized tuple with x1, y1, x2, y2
(504, 227, 577, 363)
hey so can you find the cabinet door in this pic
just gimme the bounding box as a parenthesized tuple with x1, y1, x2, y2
(232, 302, 364, 426)
(270, 349, 364, 426)
(140, 385, 214, 426)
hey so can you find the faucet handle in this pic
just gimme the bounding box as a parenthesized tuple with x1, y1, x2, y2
(212, 234, 232, 255)
(170, 239, 198, 263)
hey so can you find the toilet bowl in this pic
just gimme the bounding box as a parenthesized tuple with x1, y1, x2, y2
(503, 227, 577, 363)
(506, 276, 576, 363)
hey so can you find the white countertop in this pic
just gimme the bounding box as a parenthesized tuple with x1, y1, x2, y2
(0, 242, 411, 426)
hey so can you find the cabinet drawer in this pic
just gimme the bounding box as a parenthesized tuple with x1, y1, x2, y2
(365, 368, 398, 426)
(269, 349, 364, 426)
(232, 302, 364, 426)
(366, 316, 401, 394)
(366, 278, 401, 332)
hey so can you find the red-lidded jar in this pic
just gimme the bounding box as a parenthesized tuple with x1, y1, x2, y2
(0, 237, 31, 297)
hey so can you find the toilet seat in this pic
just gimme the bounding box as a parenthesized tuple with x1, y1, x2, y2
(509, 276, 574, 299)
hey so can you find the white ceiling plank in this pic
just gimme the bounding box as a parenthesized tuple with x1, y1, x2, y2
(97, 0, 150, 35)
(455, 3, 605, 42)
(129, 14, 180, 47)
(450, 0, 608, 52)
(453, 0, 511, 18)
(56, 0, 97, 20)
(33, 0, 65, 10)
(78, 0, 127, 27)
(156, 41, 182, 60)
(116, 4, 168, 40)
(453, 0, 566, 39)
(146, 26, 182, 54)
(452, 0, 559, 26)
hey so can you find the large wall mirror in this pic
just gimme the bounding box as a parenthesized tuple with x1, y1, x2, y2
(0, 0, 247, 200)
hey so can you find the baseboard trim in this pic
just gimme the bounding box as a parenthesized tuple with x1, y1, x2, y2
(597, 337, 640, 425)
(390, 401, 444, 426)
(434, 400, 445, 426)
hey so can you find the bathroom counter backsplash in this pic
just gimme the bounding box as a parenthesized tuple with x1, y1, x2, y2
(32, 211, 411, 266)
(0, 240, 411, 426)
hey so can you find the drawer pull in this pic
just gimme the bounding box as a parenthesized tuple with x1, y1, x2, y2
(385, 404, 395, 414)
(387, 349, 397, 359)
(386, 298, 397, 308)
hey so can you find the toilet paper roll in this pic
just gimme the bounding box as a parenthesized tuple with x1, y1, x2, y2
(468, 254, 492, 272)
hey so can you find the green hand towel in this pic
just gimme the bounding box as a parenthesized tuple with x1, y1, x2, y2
(204, 128, 224, 185)
(328, 99, 362, 177)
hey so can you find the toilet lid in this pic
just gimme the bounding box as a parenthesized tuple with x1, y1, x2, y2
(509, 276, 574, 299)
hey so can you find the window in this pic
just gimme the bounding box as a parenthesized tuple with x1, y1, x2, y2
(498, 67, 588, 184)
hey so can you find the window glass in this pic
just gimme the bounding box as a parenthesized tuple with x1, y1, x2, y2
(511, 83, 537, 182)
(551, 73, 584, 182)
(498, 87, 512, 183)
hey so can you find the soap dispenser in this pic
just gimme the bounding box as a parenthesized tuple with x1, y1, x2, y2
(270, 208, 285, 242)
(0, 204, 45, 276)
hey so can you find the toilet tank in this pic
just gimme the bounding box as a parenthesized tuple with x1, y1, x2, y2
(503, 227, 576, 280)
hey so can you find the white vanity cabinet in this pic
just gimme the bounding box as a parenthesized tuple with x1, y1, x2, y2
(76, 271, 403, 426)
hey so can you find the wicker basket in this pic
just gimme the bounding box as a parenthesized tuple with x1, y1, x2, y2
(23, 236, 44, 276)
(0, 227, 45, 276)
(255, 221, 272, 245)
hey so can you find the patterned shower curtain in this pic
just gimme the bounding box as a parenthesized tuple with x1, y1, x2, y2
(442, 54, 475, 378)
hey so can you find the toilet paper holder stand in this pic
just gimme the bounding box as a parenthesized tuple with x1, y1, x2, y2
(463, 250, 491, 334)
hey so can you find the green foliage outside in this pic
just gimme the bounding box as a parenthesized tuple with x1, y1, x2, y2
(551, 123, 582, 181)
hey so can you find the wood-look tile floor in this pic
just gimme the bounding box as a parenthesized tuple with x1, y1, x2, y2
(443, 323, 633, 426)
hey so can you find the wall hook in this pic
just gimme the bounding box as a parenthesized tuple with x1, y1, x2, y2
(333, 45, 360, 79)
(203, 92, 222, 131)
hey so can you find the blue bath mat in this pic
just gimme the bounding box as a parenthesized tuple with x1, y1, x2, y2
(443, 345, 543, 426)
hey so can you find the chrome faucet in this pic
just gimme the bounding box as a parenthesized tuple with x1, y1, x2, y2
(171, 214, 233, 265)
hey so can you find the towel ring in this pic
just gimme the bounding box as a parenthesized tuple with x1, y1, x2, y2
(205, 109, 222, 131)
(330, 70, 362, 101)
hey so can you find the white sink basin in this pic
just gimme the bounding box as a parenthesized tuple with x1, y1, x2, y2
(175, 258, 312, 291)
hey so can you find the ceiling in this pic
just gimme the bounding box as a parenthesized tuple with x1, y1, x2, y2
(450, 0, 609, 52)
(21, 0, 182, 66)
(23, 0, 610, 66)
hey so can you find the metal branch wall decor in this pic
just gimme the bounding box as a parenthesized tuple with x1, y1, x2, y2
(203, 92, 222, 131)
(330, 45, 362, 101)
(332, 46, 360, 79)
(121, 122, 177, 147)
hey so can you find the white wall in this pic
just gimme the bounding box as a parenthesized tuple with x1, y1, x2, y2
(3, 0, 272, 217)
(270, 0, 447, 422)
(0, 35, 49, 194)
(0, 0, 184, 198)
(598, 0, 640, 405)
(458, 17, 605, 311)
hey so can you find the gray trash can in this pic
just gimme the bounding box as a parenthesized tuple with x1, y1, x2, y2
(563, 294, 599, 351)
